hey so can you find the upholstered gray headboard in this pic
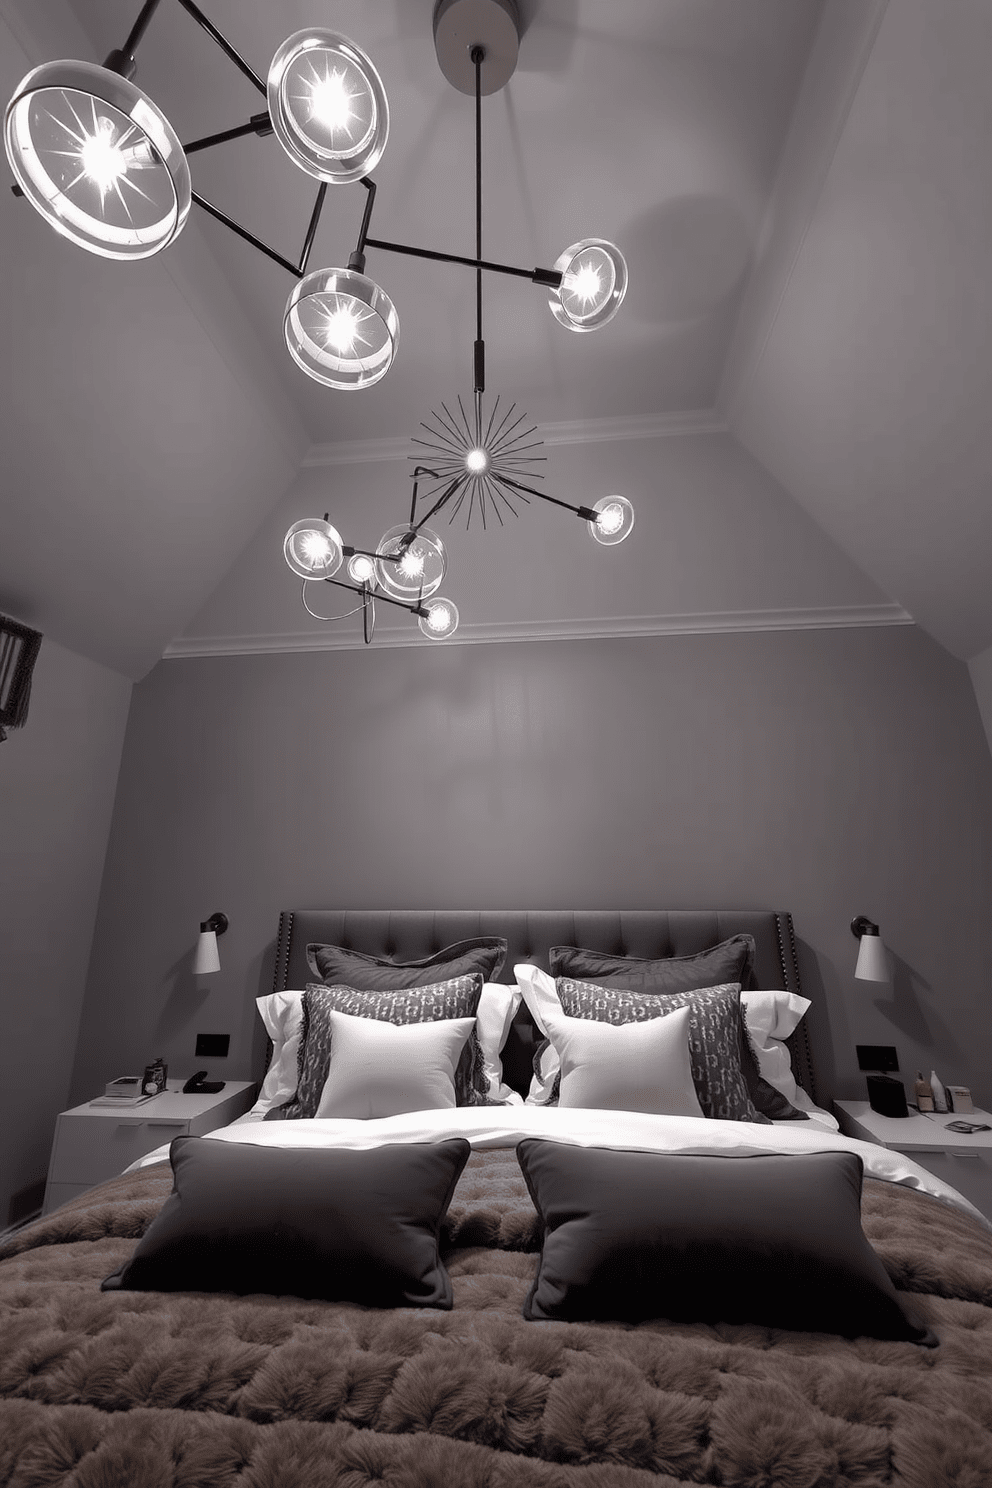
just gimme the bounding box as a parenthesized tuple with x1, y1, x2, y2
(271, 909, 815, 1102)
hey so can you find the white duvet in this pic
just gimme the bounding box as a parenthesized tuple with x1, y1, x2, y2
(129, 1105, 988, 1227)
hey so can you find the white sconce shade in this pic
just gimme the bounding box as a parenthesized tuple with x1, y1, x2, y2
(587, 495, 634, 546)
(284, 267, 398, 389)
(375, 525, 446, 599)
(4, 59, 191, 260)
(852, 916, 889, 982)
(193, 930, 221, 975)
(419, 597, 459, 640)
(193, 912, 228, 976)
(284, 517, 344, 580)
(549, 239, 628, 332)
(267, 30, 389, 183)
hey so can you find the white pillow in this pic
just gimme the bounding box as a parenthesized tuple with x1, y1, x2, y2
(740, 989, 837, 1127)
(542, 1004, 702, 1116)
(739, 989, 811, 1105)
(514, 963, 563, 1104)
(250, 990, 306, 1115)
(251, 981, 523, 1114)
(315, 1009, 476, 1119)
(478, 981, 524, 1104)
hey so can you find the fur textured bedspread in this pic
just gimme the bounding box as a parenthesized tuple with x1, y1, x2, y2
(2, 1150, 992, 1487)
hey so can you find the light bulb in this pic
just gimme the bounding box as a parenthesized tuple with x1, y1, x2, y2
(587, 495, 634, 546)
(465, 447, 489, 474)
(283, 517, 344, 578)
(419, 598, 459, 640)
(284, 268, 397, 389)
(375, 524, 445, 599)
(348, 553, 375, 584)
(549, 239, 628, 332)
(267, 30, 388, 183)
(4, 59, 191, 260)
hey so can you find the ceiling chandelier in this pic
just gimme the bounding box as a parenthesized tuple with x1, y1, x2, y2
(5, 0, 634, 644)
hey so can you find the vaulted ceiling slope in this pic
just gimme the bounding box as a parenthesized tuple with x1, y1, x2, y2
(723, 0, 992, 662)
(0, 1, 987, 676)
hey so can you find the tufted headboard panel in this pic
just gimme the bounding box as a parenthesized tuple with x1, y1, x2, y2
(271, 909, 815, 1102)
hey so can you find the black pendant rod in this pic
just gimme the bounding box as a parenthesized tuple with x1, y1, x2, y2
(473, 45, 485, 404)
(174, 0, 267, 96)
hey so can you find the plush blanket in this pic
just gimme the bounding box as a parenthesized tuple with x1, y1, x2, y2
(2, 1151, 991, 1487)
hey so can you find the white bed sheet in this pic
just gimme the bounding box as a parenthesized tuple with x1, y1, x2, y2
(126, 1104, 987, 1226)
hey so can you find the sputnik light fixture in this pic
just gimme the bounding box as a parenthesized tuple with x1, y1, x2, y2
(6, 0, 634, 644)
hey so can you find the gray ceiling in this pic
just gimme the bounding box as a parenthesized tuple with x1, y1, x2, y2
(1, 0, 989, 677)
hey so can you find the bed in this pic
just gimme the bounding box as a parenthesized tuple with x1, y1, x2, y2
(3, 908, 991, 1487)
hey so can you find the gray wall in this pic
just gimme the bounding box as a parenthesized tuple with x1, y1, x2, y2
(71, 624, 992, 1113)
(0, 637, 131, 1224)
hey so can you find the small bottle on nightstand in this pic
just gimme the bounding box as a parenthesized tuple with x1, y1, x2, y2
(915, 1071, 935, 1112)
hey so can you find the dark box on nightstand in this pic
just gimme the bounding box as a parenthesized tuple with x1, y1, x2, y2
(867, 1074, 908, 1117)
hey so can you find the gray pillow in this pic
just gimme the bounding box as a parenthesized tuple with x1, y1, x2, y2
(517, 1139, 935, 1344)
(103, 1135, 470, 1308)
(265, 974, 491, 1120)
(307, 936, 507, 988)
(549, 934, 756, 993)
(552, 978, 761, 1122)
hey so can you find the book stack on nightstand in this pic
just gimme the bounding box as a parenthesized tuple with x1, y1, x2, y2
(835, 1101, 992, 1221)
(42, 1079, 257, 1215)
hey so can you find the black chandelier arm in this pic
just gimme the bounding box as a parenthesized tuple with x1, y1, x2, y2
(103, 0, 164, 75)
(189, 177, 328, 279)
(414, 474, 470, 530)
(190, 191, 302, 277)
(407, 466, 442, 526)
(495, 472, 598, 521)
(352, 177, 378, 266)
(174, 0, 268, 97)
(323, 577, 429, 618)
(183, 111, 273, 155)
(361, 236, 563, 289)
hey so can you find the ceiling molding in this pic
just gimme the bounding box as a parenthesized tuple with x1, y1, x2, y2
(301, 409, 728, 468)
(164, 602, 913, 660)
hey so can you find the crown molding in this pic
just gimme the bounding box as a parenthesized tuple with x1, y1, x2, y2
(301, 408, 727, 468)
(164, 602, 913, 660)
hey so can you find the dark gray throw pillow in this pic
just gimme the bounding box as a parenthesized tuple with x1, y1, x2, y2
(516, 1140, 935, 1344)
(266, 974, 491, 1120)
(102, 1136, 471, 1308)
(548, 934, 756, 993)
(552, 977, 762, 1122)
(307, 936, 507, 988)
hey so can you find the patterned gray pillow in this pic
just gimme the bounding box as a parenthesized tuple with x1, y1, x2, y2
(550, 978, 760, 1122)
(265, 974, 493, 1120)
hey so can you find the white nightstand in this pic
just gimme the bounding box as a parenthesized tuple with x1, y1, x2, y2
(835, 1100, 992, 1221)
(42, 1078, 257, 1215)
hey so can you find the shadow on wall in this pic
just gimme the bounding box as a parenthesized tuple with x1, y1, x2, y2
(872, 952, 967, 1068)
(794, 937, 836, 1105)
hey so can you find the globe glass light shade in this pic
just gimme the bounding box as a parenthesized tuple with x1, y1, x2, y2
(267, 29, 388, 183)
(284, 267, 398, 389)
(347, 552, 376, 584)
(375, 525, 446, 599)
(549, 238, 628, 332)
(419, 597, 459, 640)
(284, 517, 344, 579)
(587, 495, 634, 546)
(4, 59, 191, 259)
